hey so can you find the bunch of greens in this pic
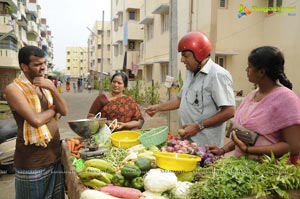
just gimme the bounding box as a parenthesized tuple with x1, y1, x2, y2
(189, 154, 300, 199)
(103, 147, 128, 167)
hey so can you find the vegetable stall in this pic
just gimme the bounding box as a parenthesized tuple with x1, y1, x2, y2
(62, 121, 300, 199)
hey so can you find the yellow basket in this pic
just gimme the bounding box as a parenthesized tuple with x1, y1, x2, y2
(110, 131, 141, 148)
(138, 126, 168, 147)
(154, 151, 201, 171)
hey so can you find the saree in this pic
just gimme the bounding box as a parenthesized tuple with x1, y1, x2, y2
(89, 94, 144, 125)
(233, 86, 300, 158)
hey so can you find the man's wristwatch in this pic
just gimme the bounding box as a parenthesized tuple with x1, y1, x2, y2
(198, 121, 205, 130)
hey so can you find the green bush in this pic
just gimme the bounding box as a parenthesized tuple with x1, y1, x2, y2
(124, 80, 160, 106)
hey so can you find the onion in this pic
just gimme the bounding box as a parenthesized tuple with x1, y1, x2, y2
(166, 146, 175, 152)
(174, 144, 181, 151)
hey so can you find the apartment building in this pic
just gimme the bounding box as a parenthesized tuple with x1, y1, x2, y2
(111, 0, 144, 81)
(139, 0, 171, 98)
(212, 0, 300, 95)
(87, 20, 112, 87)
(0, 0, 53, 97)
(64, 47, 88, 81)
(138, 0, 300, 96)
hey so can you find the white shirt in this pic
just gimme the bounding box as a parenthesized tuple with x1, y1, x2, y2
(178, 59, 235, 147)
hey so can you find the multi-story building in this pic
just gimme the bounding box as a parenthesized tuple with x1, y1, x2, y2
(139, 0, 171, 98)
(138, 0, 300, 96)
(87, 20, 112, 87)
(111, 0, 144, 81)
(64, 47, 88, 81)
(0, 0, 53, 97)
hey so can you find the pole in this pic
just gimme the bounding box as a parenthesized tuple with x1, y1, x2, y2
(168, 0, 178, 134)
(99, 10, 104, 94)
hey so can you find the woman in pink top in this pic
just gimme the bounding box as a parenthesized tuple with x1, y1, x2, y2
(206, 46, 300, 165)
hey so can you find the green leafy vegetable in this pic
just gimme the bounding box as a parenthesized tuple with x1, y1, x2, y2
(189, 154, 300, 199)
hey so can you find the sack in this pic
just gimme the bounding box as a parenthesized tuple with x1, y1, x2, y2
(94, 119, 118, 144)
(226, 122, 259, 146)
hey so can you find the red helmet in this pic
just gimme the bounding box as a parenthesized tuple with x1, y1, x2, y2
(178, 31, 212, 62)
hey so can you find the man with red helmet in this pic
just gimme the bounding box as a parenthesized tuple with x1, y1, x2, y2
(145, 31, 235, 147)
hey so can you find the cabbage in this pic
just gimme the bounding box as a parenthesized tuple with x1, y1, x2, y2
(144, 169, 177, 193)
(169, 181, 193, 199)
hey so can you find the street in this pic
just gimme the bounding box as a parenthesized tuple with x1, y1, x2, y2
(0, 87, 169, 199)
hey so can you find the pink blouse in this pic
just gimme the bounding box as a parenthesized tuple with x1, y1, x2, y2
(233, 86, 300, 157)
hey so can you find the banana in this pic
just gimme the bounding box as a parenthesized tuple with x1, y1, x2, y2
(78, 166, 101, 180)
(96, 171, 113, 184)
(83, 178, 107, 189)
(79, 166, 113, 184)
(84, 159, 115, 173)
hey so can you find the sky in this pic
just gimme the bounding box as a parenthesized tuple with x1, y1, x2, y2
(38, 0, 111, 71)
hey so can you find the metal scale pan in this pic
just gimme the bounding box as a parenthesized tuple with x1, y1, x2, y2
(68, 117, 109, 160)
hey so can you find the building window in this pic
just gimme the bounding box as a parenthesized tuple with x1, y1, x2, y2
(107, 44, 110, 51)
(128, 9, 139, 21)
(162, 13, 169, 33)
(118, 12, 123, 26)
(114, 45, 119, 56)
(114, 19, 118, 31)
(268, 0, 283, 15)
(128, 40, 135, 50)
(276, 0, 282, 7)
(97, 58, 101, 63)
(128, 70, 135, 79)
(119, 42, 123, 54)
(129, 11, 136, 20)
(216, 56, 226, 68)
(97, 30, 103, 35)
(98, 44, 102, 49)
(67, 67, 70, 70)
(219, 0, 228, 8)
(67, 59, 70, 62)
(67, 51, 70, 55)
(147, 23, 154, 40)
(145, 64, 153, 82)
(160, 63, 169, 83)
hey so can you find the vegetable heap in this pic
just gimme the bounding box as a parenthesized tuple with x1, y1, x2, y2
(188, 154, 300, 199)
(161, 139, 221, 167)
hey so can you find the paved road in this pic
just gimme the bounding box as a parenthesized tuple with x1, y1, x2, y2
(58, 88, 101, 139)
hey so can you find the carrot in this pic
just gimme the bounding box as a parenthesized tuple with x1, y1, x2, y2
(70, 140, 75, 152)
(71, 152, 80, 159)
(74, 144, 83, 151)
(72, 150, 79, 154)
(100, 184, 142, 199)
(71, 138, 80, 145)
(67, 140, 72, 152)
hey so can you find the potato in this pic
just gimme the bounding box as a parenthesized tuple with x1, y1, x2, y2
(178, 129, 186, 136)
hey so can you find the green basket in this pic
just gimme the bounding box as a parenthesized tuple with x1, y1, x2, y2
(138, 126, 168, 147)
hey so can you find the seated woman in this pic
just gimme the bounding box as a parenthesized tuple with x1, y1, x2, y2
(206, 46, 300, 165)
(87, 72, 144, 130)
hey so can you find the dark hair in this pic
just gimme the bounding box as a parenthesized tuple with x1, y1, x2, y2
(248, 46, 292, 89)
(111, 72, 128, 87)
(18, 45, 45, 65)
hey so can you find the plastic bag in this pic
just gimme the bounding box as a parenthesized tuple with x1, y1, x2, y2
(94, 119, 117, 144)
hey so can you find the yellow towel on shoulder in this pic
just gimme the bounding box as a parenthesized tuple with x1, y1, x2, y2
(14, 72, 53, 147)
